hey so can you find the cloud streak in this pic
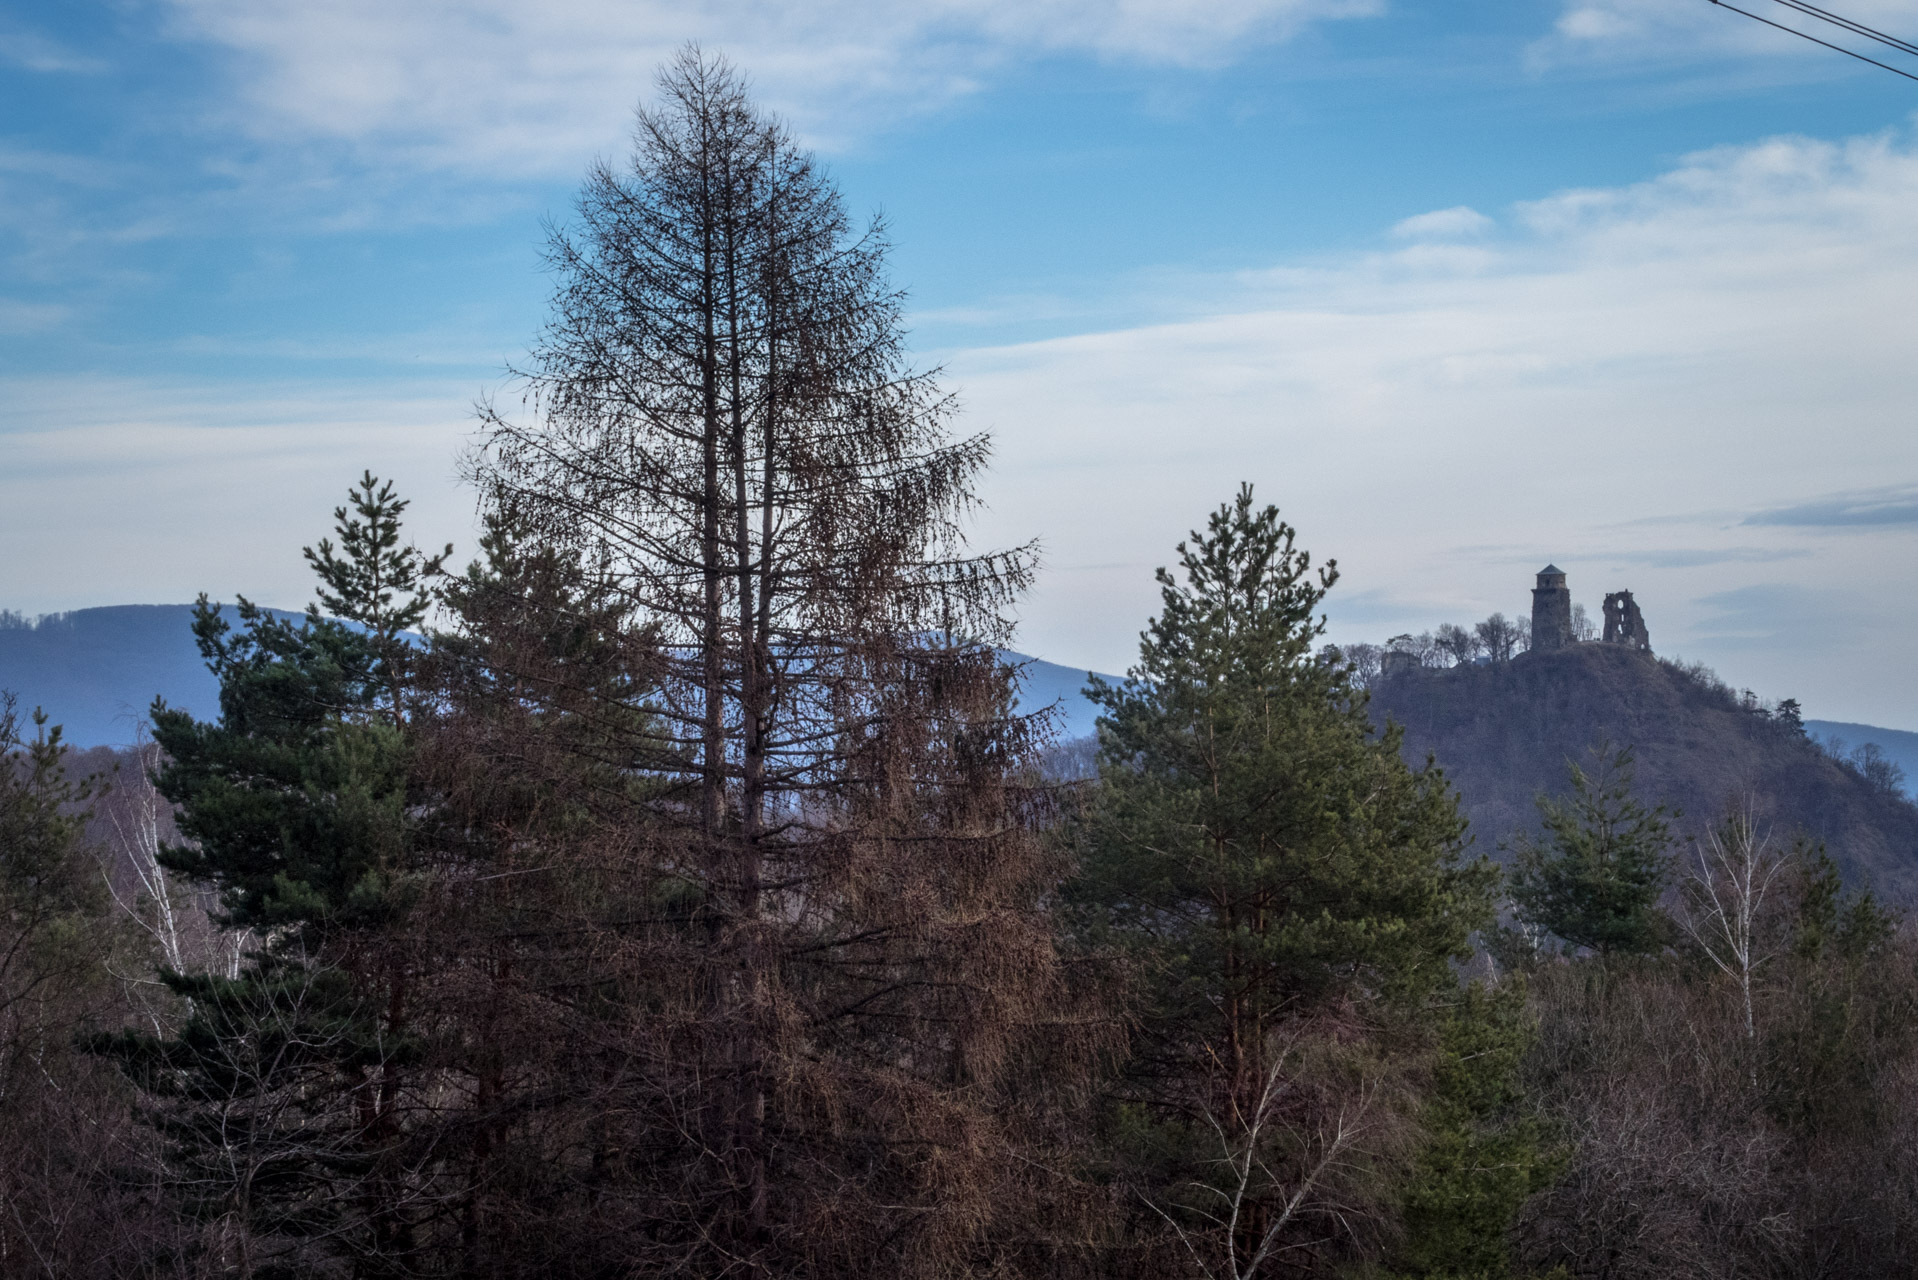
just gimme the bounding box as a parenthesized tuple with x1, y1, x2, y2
(0, 24, 109, 74)
(1745, 484, 1918, 527)
(0, 375, 475, 614)
(1391, 206, 1492, 240)
(160, 0, 1381, 173)
(1541, 0, 1918, 73)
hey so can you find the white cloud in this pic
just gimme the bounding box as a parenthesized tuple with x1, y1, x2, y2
(946, 126, 1918, 725)
(0, 26, 109, 74)
(0, 299, 69, 334)
(159, 0, 1380, 173)
(1390, 205, 1492, 239)
(1541, 0, 1918, 72)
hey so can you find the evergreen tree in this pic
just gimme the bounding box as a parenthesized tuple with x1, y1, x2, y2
(1072, 486, 1496, 1277)
(1787, 842, 1893, 967)
(0, 697, 109, 1106)
(303, 470, 450, 718)
(1391, 981, 1559, 1280)
(1507, 747, 1673, 959)
(93, 475, 446, 1275)
(0, 699, 101, 973)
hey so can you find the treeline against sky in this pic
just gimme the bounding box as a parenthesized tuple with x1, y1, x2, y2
(4, 50, 1918, 1280)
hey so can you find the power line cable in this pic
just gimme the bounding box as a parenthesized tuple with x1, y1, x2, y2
(1766, 0, 1918, 57)
(1709, 0, 1918, 82)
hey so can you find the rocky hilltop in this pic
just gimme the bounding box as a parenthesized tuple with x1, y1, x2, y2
(1368, 642, 1918, 902)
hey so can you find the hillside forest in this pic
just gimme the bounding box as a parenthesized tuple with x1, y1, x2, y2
(5, 52, 1918, 1280)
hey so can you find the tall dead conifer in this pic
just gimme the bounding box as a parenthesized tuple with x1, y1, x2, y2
(466, 47, 1106, 1277)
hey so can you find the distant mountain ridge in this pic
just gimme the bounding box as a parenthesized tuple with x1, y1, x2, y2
(1803, 719, 1918, 800)
(0, 604, 1112, 747)
(0, 605, 298, 745)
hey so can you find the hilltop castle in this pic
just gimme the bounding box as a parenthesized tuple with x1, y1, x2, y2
(1531, 566, 1650, 654)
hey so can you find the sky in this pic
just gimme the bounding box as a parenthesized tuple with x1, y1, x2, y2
(4, 0, 1918, 726)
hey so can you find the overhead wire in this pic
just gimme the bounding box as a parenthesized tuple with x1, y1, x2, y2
(1763, 0, 1918, 57)
(1707, 0, 1918, 81)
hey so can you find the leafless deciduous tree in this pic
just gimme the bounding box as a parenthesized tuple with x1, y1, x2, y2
(1, 698, 190, 1278)
(1385, 631, 1441, 668)
(1433, 623, 1482, 668)
(1474, 612, 1524, 663)
(102, 734, 186, 981)
(1319, 642, 1381, 688)
(92, 733, 253, 1037)
(1147, 1035, 1380, 1280)
(1677, 800, 1790, 1051)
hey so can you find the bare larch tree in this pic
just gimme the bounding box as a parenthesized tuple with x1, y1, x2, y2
(468, 47, 1101, 1277)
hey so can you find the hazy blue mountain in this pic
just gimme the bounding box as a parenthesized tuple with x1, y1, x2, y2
(1805, 720, 1918, 799)
(1005, 652, 1114, 740)
(0, 603, 1118, 748)
(0, 605, 267, 746)
(9, 609, 1913, 870)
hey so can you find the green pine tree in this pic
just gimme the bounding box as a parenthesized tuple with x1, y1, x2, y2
(1506, 746, 1674, 960)
(91, 474, 444, 1274)
(1, 698, 110, 1079)
(1072, 486, 1497, 1277)
(303, 470, 450, 719)
(1391, 981, 1560, 1280)
(0, 699, 101, 952)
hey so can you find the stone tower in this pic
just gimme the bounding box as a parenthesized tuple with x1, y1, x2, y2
(1531, 564, 1572, 651)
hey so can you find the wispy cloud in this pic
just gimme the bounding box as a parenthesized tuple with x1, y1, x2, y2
(942, 125, 1918, 725)
(1443, 543, 1806, 569)
(0, 26, 109, 74)
(1391, 206, 1492, 240)
(0, 299, 71, 335)
(1603, 546, 1809, 568)
(159, 0, 1383, 174)
(1689, 581, 1870, 646)
(1745, 484, 1918, 527)
(1538, 0, 1918, 74)
(0, 375, 475, 613)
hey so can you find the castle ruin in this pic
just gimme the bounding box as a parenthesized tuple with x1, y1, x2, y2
(1603, 590, 1651, 651)
(1530, 566, 1652, 655)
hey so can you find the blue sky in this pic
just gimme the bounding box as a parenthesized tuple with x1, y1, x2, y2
(5, 0, 1918, 725)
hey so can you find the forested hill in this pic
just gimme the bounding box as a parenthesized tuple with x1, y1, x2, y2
(1367, 643, 1918, 903)
(0, 604, 316, 745)
(0, 605, 237, 744)
(0, 604, 1107, 747)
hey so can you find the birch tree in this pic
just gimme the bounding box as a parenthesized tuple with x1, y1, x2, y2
(1678, 801, 1790, 1048)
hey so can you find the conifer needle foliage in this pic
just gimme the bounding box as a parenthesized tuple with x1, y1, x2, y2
(1071, 485, 1500, 1277)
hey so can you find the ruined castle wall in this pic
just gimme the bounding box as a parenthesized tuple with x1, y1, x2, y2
(1603, 590, 1652, 653)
